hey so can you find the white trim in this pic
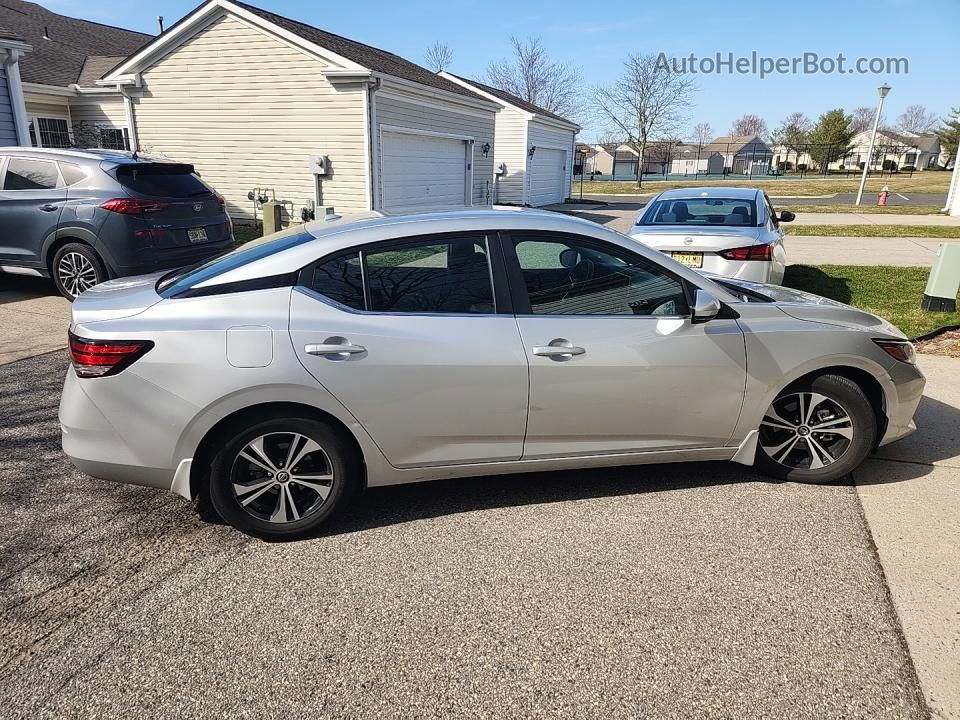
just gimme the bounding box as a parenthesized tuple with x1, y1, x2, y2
(3, 51, 31, 146)
(439, 72, 580, 131)
(0, 39, 32, 53)
(375, 76, 499, 114)
(21, 82, 76, 97)
(101, 0, 369, 81)
(119, 87, 139, 152)
(378, 124, 474, 142)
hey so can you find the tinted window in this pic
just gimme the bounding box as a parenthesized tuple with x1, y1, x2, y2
(116, 164, 210, 198)
(157, 225, 312, 297)
(513, 235, 688, 316)
(364, 236, 494, 313)
(60, 162, 88, 186)
(4, 158, 59, 190)
(310, 252, 364, 310)
(639, 198, 757, 227)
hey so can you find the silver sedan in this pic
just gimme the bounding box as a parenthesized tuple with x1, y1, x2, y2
(60, 209, 924, 539)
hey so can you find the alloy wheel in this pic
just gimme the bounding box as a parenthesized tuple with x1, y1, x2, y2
(758, 392, 855, 470)
(57, 252, 99, 297)
(230, 432, 335, 524)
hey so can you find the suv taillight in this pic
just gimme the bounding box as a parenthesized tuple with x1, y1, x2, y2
(101, 198, 171, 214)
(68, 331, 154, 378)
(718, 244, 772, 261)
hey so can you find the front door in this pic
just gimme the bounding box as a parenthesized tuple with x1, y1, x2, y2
(505, 231, 747, 459)
(290, 232, 528, 468)
(0, 156, 66, 268)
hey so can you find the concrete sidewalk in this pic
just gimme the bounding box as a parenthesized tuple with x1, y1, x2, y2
(857, 353, 960, 720)
(791, 213, 958, 226)
(786, 236, 959, 267)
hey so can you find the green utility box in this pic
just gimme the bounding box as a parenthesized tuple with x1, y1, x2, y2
(262, 201, 283, 235)
(922, 243, 960, 312)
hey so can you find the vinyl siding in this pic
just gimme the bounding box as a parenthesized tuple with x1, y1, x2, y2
(24, 100, 69, 117)
(69, 95, 127, 127)
(0, 67, 17, 145)
(492, 110, 527, 205)
(130, 12, 368, 223)
(528, 120, 575, 204)
(374, 89, 495, 208)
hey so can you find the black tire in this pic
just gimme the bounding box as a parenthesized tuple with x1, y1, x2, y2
(755, 374, 877, 484)
(208, 416, 360, 540)
(51, 243, 107, 300)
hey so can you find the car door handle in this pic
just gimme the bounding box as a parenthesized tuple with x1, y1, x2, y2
(39, 204, 59, 212)
(305, 342, 366, 356)
(532, 340, 586, 359)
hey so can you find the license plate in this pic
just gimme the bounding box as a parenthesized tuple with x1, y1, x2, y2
(188, 227, 208, 244)
(671, 251, 703, 268)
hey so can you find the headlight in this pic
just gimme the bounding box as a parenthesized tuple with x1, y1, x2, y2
(873, 339, 916, 365)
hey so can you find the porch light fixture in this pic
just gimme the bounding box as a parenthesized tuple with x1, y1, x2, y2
(481, 142, 490, 157)
(528, 145, 537, 158)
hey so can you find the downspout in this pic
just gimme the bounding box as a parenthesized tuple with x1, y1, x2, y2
(3, 50, 31, 146)
(366, 77, 381, 211)
(118, 84, 139, 152)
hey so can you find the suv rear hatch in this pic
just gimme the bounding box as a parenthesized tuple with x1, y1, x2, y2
(113, 163, 231, 249)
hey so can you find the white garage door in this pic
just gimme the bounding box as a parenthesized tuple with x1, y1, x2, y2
(381, 130, 469, 213)
(528, 148, 566, 206)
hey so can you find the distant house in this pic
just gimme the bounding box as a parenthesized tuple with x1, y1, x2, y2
(703, 135, 773, 175)
(441, 73, 580, 206)
(838, 130, 943, 171)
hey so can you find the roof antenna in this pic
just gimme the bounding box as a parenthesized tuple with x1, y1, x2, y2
(43, 25, 50, 40)
(157, 16, 164, 33)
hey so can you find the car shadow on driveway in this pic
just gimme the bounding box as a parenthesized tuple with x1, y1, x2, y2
(0, 274, 58, 305)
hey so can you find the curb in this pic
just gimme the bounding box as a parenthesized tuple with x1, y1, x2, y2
(912, 324, 960, 343)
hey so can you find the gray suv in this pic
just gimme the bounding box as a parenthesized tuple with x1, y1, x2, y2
(0, 148, 234, 299)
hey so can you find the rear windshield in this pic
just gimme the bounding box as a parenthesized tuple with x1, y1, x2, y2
(157, 226, 315, 297)
(639, 198, 758, 227)
(116, 163, 211, 198)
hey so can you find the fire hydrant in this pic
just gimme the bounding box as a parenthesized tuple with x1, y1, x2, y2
(878, 186, 890, 206)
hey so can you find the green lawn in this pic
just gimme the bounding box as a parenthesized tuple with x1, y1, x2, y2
(779, 204, 945, 216)
(576, 172, 953, 197)
(786, 225, 960, 238)
(233, 224, 262, 243)
(783, 264, 959, 338)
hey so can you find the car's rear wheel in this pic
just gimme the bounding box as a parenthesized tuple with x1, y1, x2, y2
(755, 374, 876, 484)
(52, 243, 107, 300)
(208, 417, 359, 540)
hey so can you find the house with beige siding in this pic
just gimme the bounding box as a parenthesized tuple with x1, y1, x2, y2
(440, 73, 579, 206)
(89, 0, 500, 222)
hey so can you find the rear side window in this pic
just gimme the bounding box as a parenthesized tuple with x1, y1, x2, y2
(3, 158, 60, 190)
(309, 235, 495, 314)
(116, 164, 210, 198)
(60, 162, 88, 186)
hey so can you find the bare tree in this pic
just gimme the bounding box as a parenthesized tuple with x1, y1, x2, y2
(591, 53, 697, 186)
(485, 36, 583, 119)
(849, 105, 879, 134)
(424, 41, 454, 73)
(895, 104, 938, 134)
(730, 113, 768, 138)
(769, 112, 811, 169)
(690, 122, 713, 145)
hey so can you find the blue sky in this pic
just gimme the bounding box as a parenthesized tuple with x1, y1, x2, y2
(49, 0, 960, 140)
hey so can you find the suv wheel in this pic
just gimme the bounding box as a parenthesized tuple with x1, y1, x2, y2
(52, 243, 107, 300)
(755, 374, 877, 484)
(208, 417, 360, 540)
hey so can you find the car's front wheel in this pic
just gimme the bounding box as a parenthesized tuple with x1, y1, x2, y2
(755, 374, 877, 484)
(52, 243, 107, 300)
(208, 417, 359, 540)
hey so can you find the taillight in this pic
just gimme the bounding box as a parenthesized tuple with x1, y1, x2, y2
(68, 331, 154, 378)
(101, 198, 171, 214)
(718, 244, 772, 261)
(215, 193, 226, 210)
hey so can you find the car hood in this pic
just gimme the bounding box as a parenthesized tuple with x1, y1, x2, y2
(710, 274, 907, 339)
(627, 225, 763, 251)
(72, 272, 165, 324)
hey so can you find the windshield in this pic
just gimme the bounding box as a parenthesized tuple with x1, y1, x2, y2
(639, 198, 758, 227)
(157, 225, 315, 297)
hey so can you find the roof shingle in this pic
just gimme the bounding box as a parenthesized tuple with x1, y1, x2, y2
(451, 74, 575, 125)
(0, 0, 150, 86)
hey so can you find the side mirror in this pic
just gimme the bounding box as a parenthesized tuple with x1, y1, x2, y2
(691, 289, 721, 323)
(779, 210, 795, 223)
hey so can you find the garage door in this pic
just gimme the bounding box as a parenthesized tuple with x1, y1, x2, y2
(381, 130, 469, 213)
(528, 148, 566, 206)
(613, 159, 636, 178)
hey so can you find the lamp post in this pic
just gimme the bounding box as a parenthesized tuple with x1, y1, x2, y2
(855, 83, 891, 206)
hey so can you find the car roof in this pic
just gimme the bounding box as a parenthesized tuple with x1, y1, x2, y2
(654, 186, 761, 201)
(0, 147, 180, 165)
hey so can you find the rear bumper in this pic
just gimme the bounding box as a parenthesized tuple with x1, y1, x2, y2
(101, 237, 235, 278)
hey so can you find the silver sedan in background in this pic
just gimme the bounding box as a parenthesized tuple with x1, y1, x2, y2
(629, 187, 790, 284)
(60, 209, 923, 539)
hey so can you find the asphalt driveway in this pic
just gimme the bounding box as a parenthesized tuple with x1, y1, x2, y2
(0, 351, 925, 718)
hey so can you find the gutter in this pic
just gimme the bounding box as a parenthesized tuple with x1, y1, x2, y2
(2, 48, 32, 146)
(366, 77, 381, 211)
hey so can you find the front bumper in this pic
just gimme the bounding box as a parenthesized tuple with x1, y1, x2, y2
(877, 358, 926, 446)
